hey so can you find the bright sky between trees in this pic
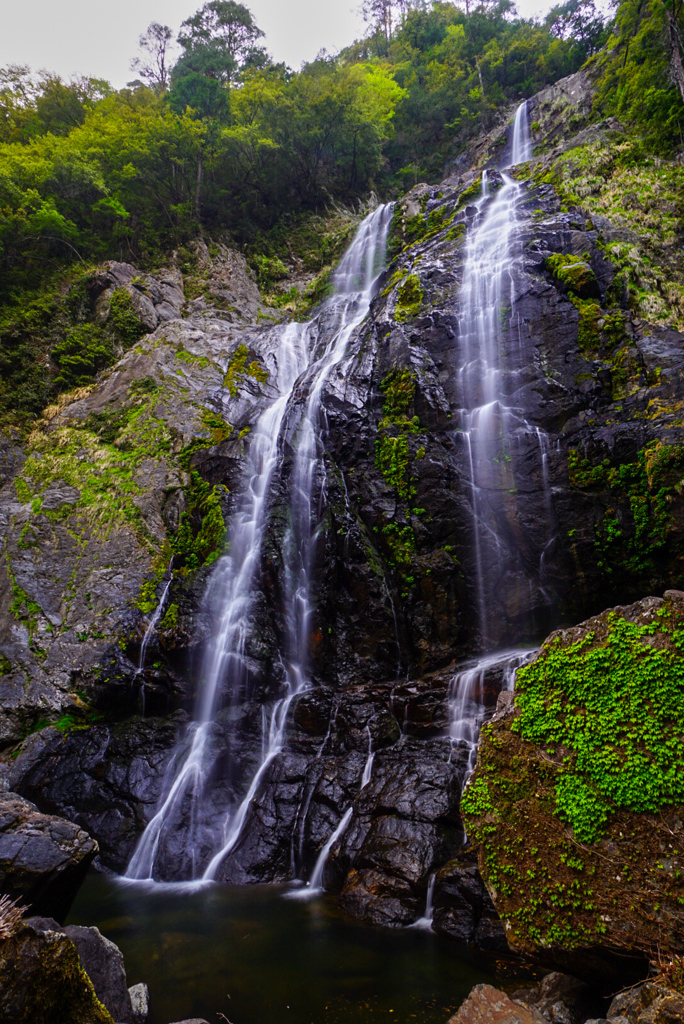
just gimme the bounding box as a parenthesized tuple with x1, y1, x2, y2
(2, 0, 556, 88)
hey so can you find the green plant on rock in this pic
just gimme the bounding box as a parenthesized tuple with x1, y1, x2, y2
(375, 368, 421, 500)
(173, 470, 226, 570)
(376, 434, 413, 499)
(455, 175, 483, 210)
(107, 289, 146, 350)
(51, 323, 116, 390)
(570, 441, 684, 578)
(512, 607, 684, 843)
(160, 603, 179, 630)
(223, 343, 269, 396)
(394, 274, 424, 322)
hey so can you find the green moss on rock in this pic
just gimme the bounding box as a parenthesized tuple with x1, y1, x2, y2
(394, 274, 424, 322)
(173, 470, 226, 571)
(569, 441, 684, 580)
(223, 343, 269, 396)
(0, 924, 114, 1024)
(462, 593, 684, 959)
(545, 253, 599, 299)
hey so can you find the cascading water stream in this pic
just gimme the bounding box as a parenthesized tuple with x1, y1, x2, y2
(457, 100, 554, 643)
(126, 204, 393, 884)
(449, 648, 536, 782)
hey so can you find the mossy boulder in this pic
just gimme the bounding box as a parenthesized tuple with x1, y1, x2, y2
(462, 592, 684, 969)
(544, 253, 600, 300)
(0, 920, 114, 1024)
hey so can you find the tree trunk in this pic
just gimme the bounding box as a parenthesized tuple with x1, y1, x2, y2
(667, 8, 684, 104)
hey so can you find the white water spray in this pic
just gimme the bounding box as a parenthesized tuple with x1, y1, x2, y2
(457, 101, 552, 641)
(126, 205, 393, 883)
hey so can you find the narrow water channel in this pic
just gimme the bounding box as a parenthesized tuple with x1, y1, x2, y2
(68, 871, 503, 1024)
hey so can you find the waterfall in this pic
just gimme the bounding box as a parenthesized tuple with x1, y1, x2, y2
(411, 872, 436, 930)
(457, 100, 552, 643)
(449, 648, 535, 782)
(361, 726, 374, 788)
(289, 805, 354, 898)
(126, 204, 393, 884)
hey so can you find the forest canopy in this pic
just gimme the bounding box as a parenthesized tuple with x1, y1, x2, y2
(1, 0, 684, 429)
(0, 0, 609, 292)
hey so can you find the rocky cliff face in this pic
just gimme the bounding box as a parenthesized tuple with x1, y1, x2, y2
(2, 72, 684, 944)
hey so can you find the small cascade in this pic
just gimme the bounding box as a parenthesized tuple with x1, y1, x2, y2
(126, 204, 392, 884)
(449, 648, 536, 783)
(456, 100, 554, 643)
(135, 567, 173, 716)
(290, 805, 354, 899)
(411, 872, 436, 930)
(361, 726, 374, 788)
(288, 727, 374, 899)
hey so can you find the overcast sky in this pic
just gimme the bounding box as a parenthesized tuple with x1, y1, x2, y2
(1, 0, 554, 88)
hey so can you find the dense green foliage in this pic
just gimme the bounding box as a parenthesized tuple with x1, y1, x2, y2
(0, 0, 589, 303)
(593, 0, 684, 154)
(513, 608, 684, 842)
(568, 441, 684, 581)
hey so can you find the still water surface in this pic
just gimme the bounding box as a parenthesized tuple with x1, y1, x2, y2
(67, 871, 501, 1024)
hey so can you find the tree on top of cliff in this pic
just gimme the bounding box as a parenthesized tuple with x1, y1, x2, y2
(173, 1, 268, 86)
(130, 23, 175, 93)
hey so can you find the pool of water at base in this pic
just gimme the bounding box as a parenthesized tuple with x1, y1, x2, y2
(67, 870, 506, 1024)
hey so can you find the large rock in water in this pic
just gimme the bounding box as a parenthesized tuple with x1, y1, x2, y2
(462, 591, 684, 972)
(0, 792, 97, 921)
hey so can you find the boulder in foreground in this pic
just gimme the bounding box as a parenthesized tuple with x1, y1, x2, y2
(0, 791, 97, 921)
(462, 592, 684, 976)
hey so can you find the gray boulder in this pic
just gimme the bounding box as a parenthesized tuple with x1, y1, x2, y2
(513, 972, 603, 1024)
(129, 981, 149, 1024)
(0, 792, 97, 922)
(63, 924, 133, 1023)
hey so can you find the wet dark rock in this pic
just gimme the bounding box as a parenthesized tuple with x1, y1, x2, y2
(9, 716, 181, 872)
(433, 849, 507, 950)
(339, 867, 419, 926)
(0, 792, 97, 922)
(513, 972, 604, 1024)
